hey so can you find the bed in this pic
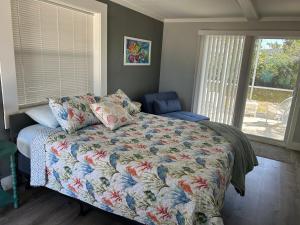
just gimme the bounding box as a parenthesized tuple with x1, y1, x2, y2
(10, 112, 257, 225)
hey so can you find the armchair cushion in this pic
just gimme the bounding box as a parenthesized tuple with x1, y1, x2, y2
(141, 91, 210, 122)
(161, 111, 209, 122)
(141, 91, 180, 114)
(153, 99, 182, 114)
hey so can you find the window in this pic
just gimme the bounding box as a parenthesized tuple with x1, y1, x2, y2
(11, 0, 94, 107)
(1, 0, 106, 128)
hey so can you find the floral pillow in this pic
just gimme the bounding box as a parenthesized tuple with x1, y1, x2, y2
(102, 89, 140, 115)
(132, 101, 142, 113)
(90, 101, 133, 130)
(49, 95, 100, 133)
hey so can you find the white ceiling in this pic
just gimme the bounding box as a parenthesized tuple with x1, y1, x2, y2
(110, 0, 300, 22)
(253, 0, 300, 17)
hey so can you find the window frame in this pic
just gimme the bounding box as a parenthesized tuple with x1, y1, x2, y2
(0, 0, 107, 128)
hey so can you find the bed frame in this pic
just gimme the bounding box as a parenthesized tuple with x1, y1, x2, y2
(9, 113, 37, 178)
(9, 112, 37, 142)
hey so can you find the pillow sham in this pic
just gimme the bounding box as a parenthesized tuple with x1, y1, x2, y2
(90, 101, 133, 130)
(49, 95, 100, 133)
(153, 99, 182, 114)
(102, 89, 140, 115)
(132, 101, 142, 113)
(25, 105, 59, 128)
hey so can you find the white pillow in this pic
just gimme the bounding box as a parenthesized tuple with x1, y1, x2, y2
(25, 105, 59, 128)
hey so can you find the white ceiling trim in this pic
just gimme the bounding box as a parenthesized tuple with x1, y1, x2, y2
(260, 17, 300, 22)
(164, 17, 248, 23)
(110, 0, 164, 21)
(234, 0, 259, 20)
(165, 17, 300, 23)
(198, 30, 300, 37)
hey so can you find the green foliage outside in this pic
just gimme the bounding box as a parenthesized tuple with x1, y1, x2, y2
(247, 39, 299, 106)
(249, 39, 300, 90)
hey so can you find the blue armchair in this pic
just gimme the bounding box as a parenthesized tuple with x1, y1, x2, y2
(141, 91, 209, 122)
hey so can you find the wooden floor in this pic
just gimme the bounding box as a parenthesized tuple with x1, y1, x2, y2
(0, 157, 299, 225)
(222, 157, 300, 225)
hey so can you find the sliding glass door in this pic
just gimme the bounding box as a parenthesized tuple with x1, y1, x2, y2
(194, 33, 300, 149)
(194, 35, 245, 124)
(242, 38, 300, 141)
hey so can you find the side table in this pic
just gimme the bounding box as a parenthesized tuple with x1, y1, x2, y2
(0, 140, 18, 208)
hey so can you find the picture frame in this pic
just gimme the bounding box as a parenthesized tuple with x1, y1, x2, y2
(123, 36, 152, 66)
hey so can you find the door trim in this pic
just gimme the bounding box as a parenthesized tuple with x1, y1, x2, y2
(233, 36, 255, 128)
(247, 134, 286, 148)
(286, 65, 300, 150)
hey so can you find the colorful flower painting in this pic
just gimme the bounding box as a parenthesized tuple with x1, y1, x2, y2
(124, 36, 151, 65)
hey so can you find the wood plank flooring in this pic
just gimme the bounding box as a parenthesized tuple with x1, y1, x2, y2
(222, 157, 300, 225)
(0, 157, 299, 225)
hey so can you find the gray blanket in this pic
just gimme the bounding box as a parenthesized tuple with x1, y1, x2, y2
(200, 121, 258, 196)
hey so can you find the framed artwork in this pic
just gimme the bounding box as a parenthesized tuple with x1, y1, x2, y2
(124, 36, 152, 65)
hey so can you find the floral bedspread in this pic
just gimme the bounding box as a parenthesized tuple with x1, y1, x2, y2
(44, 113, 234, 225)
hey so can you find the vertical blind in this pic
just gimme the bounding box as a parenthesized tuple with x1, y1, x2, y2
(11, 0, 94, 107)
(195, 35, 245, 124)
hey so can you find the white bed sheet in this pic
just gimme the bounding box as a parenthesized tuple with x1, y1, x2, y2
(17, 124, 48, 158)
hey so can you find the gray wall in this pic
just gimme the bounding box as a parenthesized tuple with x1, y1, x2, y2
(160, 21, 300, 110)
(0, 1, 163, 178)
(99, 0, 163, 100)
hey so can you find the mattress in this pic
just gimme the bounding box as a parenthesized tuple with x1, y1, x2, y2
(17, 124, 49, 158)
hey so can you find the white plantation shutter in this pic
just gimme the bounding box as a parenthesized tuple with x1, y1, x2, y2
(194, 35, 245, 124)
(11, 0, 93, 107)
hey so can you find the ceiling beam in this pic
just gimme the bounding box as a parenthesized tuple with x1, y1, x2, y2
(235, 0, 259, 20)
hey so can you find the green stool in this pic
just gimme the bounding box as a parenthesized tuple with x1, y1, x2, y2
(0, 140, 18, 208)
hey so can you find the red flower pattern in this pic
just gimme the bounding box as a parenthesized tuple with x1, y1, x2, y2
(156, 206, 171, 220)
(178, 180, 193, 194)
(84, 155, 95, 165)
(180, 154, 191, 159)
(73, 178, 83, 188)
(102, 197, 113, 207)
(192, 176, 208, 189)
(57, 140, 69, 150)
(68, 108, 74, 119)
(51, 147, 60, 156)
(76, 113, 85, 125)
(126, 166, 138, 177)
(147, 212, 160, 223)
(107, 115, 118, 125)
(93, 150, 107, 159)
(138, 161, 153, 171)
(68, 184, 77, 193)
(110, 190, 122, 202)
